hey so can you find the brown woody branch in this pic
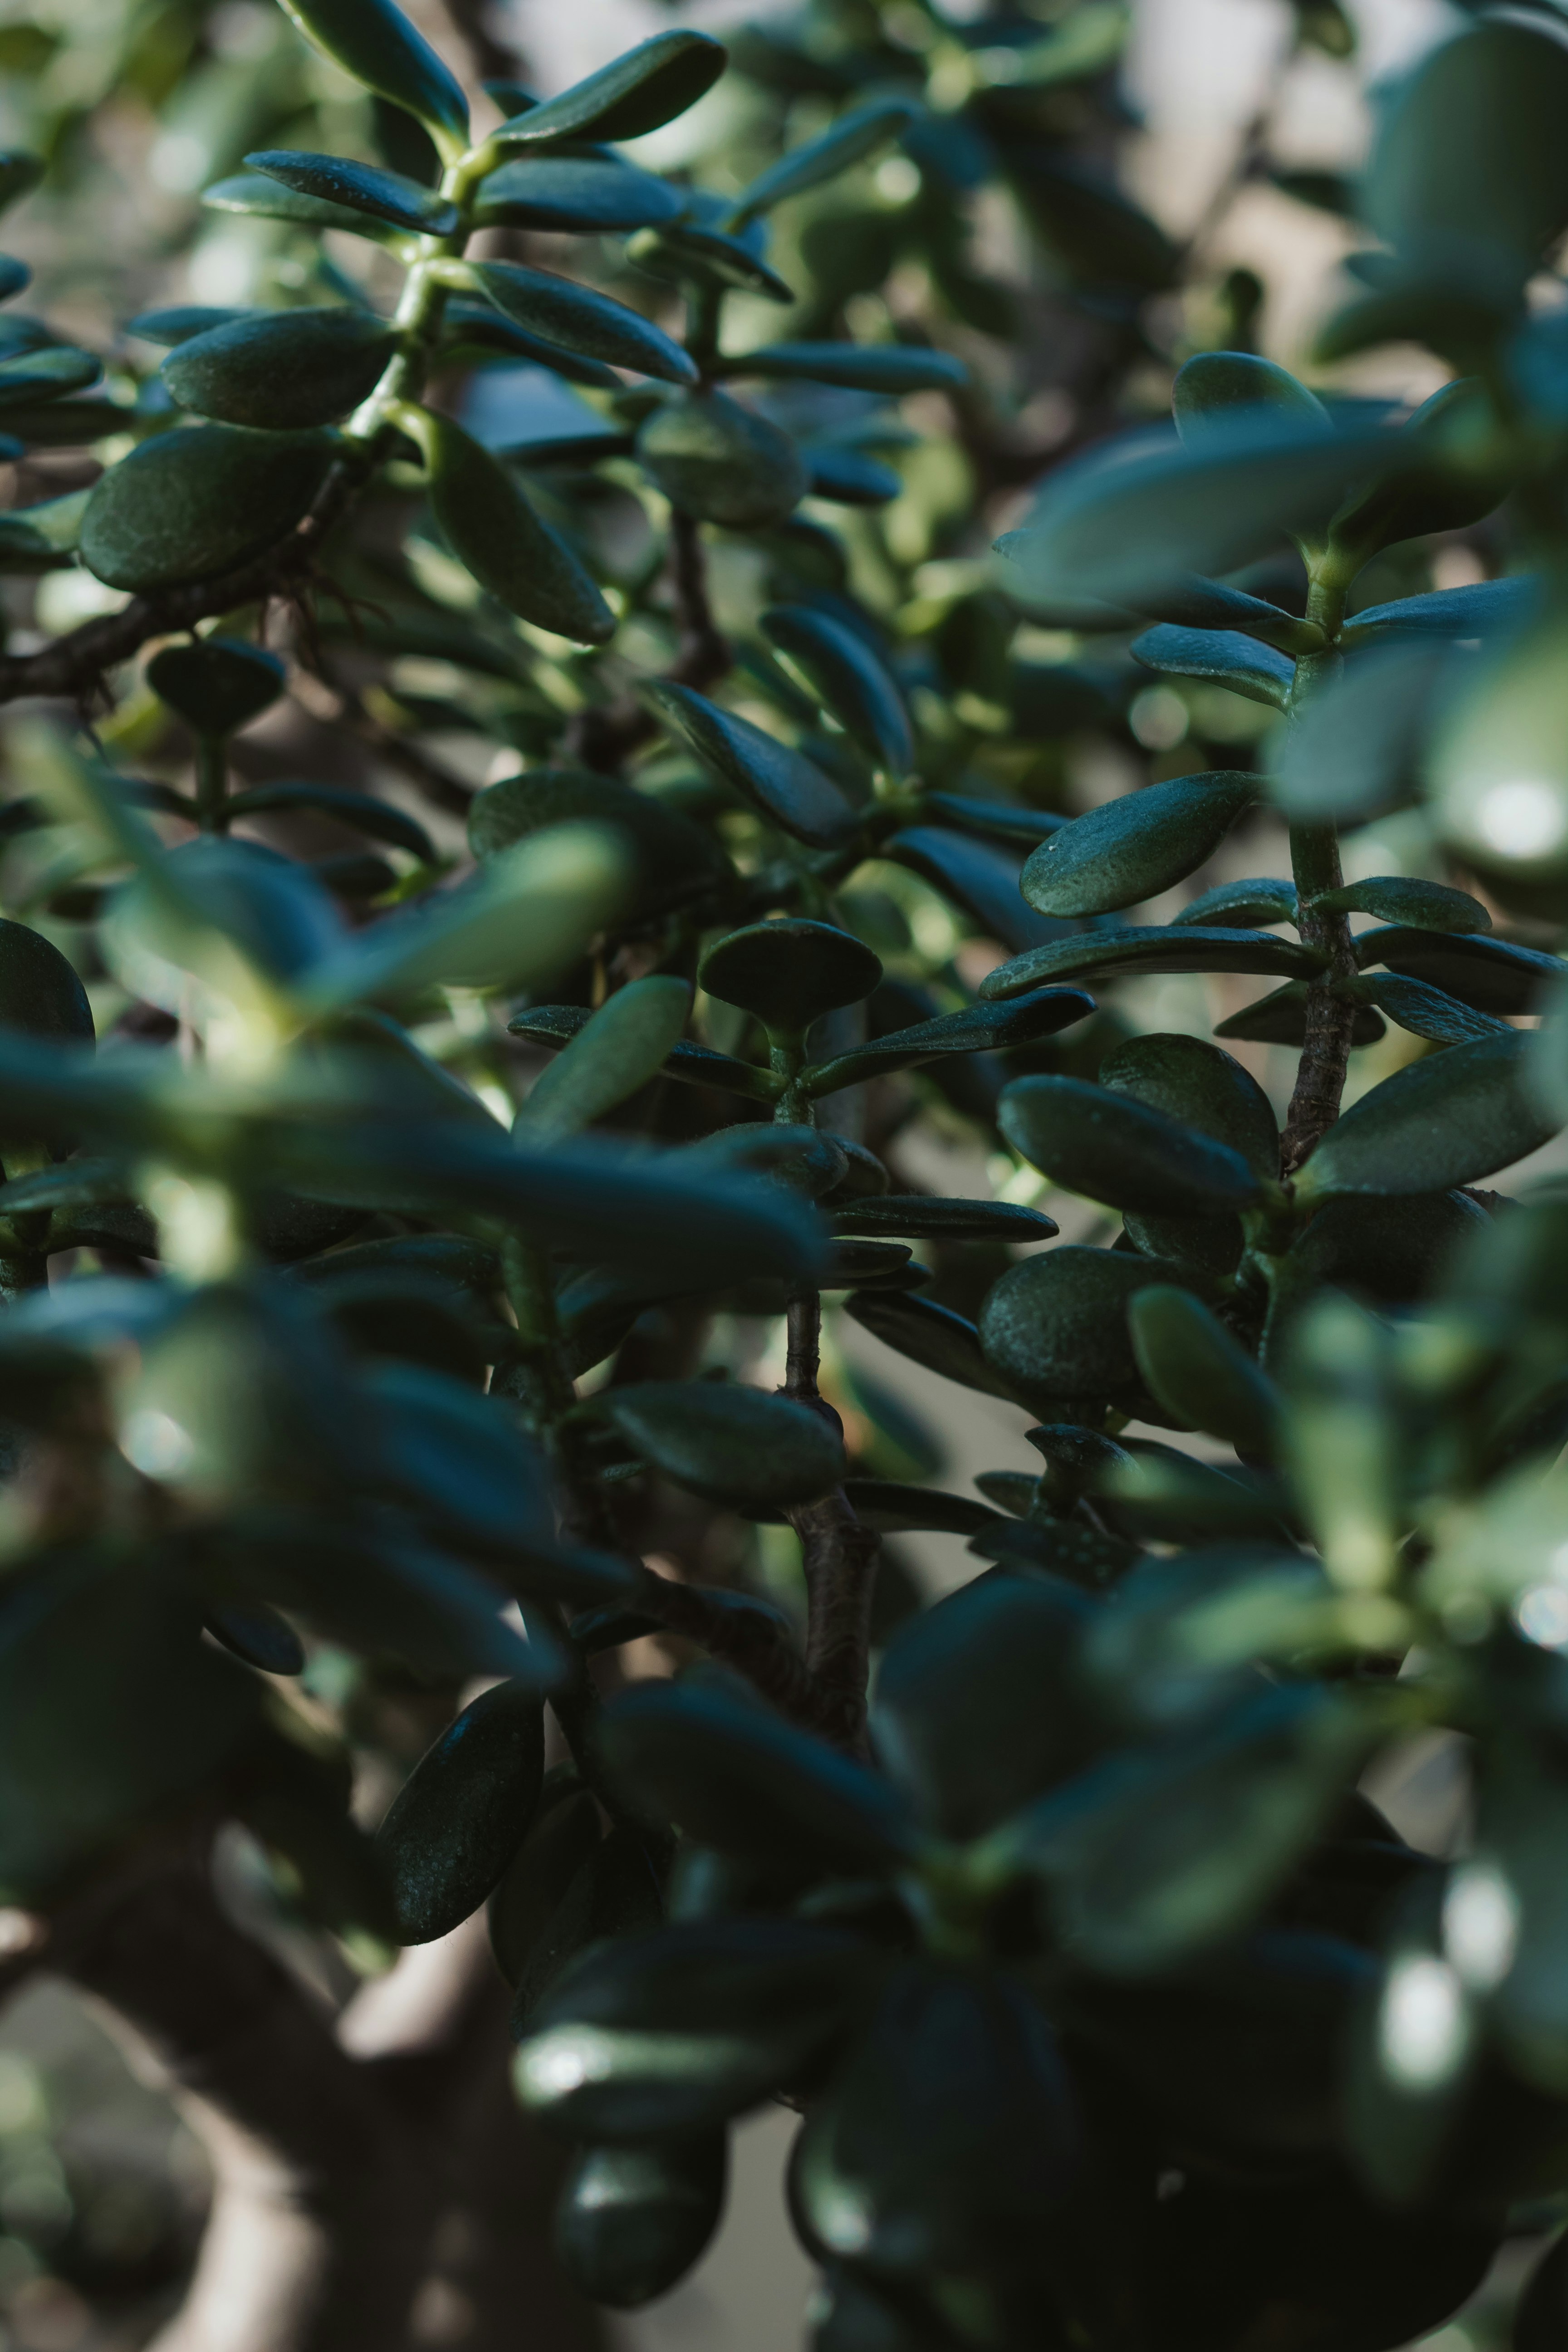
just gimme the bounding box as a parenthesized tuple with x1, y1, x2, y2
(0, 464, 362, 711)
(781, 1287, 880, 1755)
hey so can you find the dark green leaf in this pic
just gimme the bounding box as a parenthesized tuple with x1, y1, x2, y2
(403, 407, 613, 644)
(1099, 1030, 1280, 1177)
(1020, 770, 1258, 919)
(882, 827, 1062, 957)
(700, 918, 881, 1034)
(1130, 624, 1294, 710)
(629, 216, 793, 304)
(202, 171, 405, 240)
(224, 782, 434, 860)
(1343, 973, 1509, 1046)
(80, 424, 334, 593)
(461, 261, 695, 386)
(718, 341, 966, 393)
(1173, 351, 1330, 442)
(475, 155, 684, 233)
(0, 258, 28, 304)
(509, 1004, 776, 1104)
(1216, 979, 1386, 1049)
(0, 157, 43, 218)
(517, 975, 691, 1138)
(760, 604, 912, 779)
(1314, 875, 1489, 932)
(514, 1916, 882, 2139)
(1175, 877, 1297, 928)
(920, 793, 1063, 848)
(831, 1196, 1059, 1243)
(1128, 1287, 1280, 1455)
(0, 917, 95, 1044)
(598, 1680, 913, 1877)
(981, 925, 1323, 1000)
(146, 637, 285, 738)
(492, 32, 727, 147)
(791, 1965, 1078, 2277)
(162, 307, 397, 430)
(1004, 1685, 1376, 1974)
(375, 1678, 544, 1942)
(0, 486, 90, 571)
(587, 1380, 845, 1510)
(128, 306, 253, 345)
(0, 346, 99, 410)
(996, 413, 1403, 611)
(999, 1075, 1261, 1215)
(805, 985, 1094, 1094)
(244, 150, 457, 237)
(0, 397, 128, 446)
(726, 101, 920, 224)
(1354, 923, 1561, 1013)
(1132, 574, 1318, 650)
(275, 0, 470, 149)
(645, 683, 858, 848)
(637, 390, 805, 527)
(971, 1514, 1142, 1590)
(1343, 575, 1537, 645)
(1299, 1031, 1558, 1200)
(1330, 378, 1518, 561)
(488, 1777, 600, 1986)
(978, 1244, 1217, 1416)
(555, 2138, 727, 2310)
(202, 1601, 306, 1676)
(873, 1575, 1098, 1837)
(841, 1480, 998, 1538)
(470, 765, 730, 915)
(844, 1290, 1022, 1403)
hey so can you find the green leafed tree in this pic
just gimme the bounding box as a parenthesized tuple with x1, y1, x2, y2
(0, 0, 1566, 2347)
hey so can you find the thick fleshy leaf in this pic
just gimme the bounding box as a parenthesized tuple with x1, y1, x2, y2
(0, 345, 101, 408)
(470, 766, 730, 915)
(225, 783, 434, 861)
(1021, 771, 1258, 919)
(996, 412, 1403, 610)
(1175, 877, 1297, 929)
(599, 1681, 913, 1875)
(845, 1290, 1022, 1403)
(791, 1965, 1079, 2278)
(492, 32, 727, 147)
(244, 150, 457, 236)
(517, 975, 691, 1138)
(842, 1481, 998, 1539)
(375, 1679, 545, 1942)
(1217, 980, 1385, 1049)
(979, 1245, 1215, 1415)
(1000, 1684, 1376, 1975)
(1130, 624, 1294, 710)
(760, 605, 913, 778)
(1128, 1288, 1280, 1455)
(804, 986, 1094, 1094)
(0, 918, 94, 1045)
(645, 683, 858, 848)
(81, 425, 334, 593)
(587, 1381, 845, 1510)
(460, 261, 695, 386)
(999, 1075, 1262, 1215)
(718, 341, 966, 393)
(1341, 576, 1538, 644)
(981, 925, 1323, 1000)
(275, 0, 470, 148)
(1354, 924, 1561, 1014)
(873, 1574, 1098, 1837)
(554, 2138, 726, 2310)
(203, 172, 404, 239)
(510, 1004, 775, 1104)
(400, 407, 614, 644)
(1297, 1031, 1558, 1201)
(0, 487, 91, 572)
(1099, 1031, 1280, 1178)
(162, 307, 397, 430)
(1173, 351, 1331, 443)
(1317, 876, 1487, 936)
(514, 1916, 883, 2140)
(146, 637, 285, 738)
(0, 258, 28, 304)
(882, 827, 1063, 956)
(726, 101, 920, 224)
(700, 919, 880, 1034)
(1344, 973, 1509, 1046)
(1330, 379, 1519, 562)
(831, 1196, 1058, 1244)
(921, 794, 1063, 848)
(1133, 575, 1320, 649)
(128, 306, 254, 345)
(637, 390, 804, 528)
(476, 156, 683, 233)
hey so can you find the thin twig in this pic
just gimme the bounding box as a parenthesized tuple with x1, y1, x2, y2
(0, 463, 362, 709)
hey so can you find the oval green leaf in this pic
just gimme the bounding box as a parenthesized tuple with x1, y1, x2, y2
(637, 389, 805, 528)
(162, 307, 397, 430)
(644, 683, 858, 848)
(80, 424, 335, 593)
(1021, 770, 1258, 918)
(588, 1380, 846, 1510)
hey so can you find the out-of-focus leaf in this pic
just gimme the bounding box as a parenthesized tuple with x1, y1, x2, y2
(491, 32, 727, 148)
(587, 1381, 845, 1510)
(637, 390, 805, 529)
(517, 975, 691, 1138)
(645, 684, 858, 848)
(274, 0, 470, 150)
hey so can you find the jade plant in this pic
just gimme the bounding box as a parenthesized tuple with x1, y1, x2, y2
(1, 0, 1568, 2348)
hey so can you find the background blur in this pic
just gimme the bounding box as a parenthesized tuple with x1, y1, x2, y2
(0, 0, 1503, 2343)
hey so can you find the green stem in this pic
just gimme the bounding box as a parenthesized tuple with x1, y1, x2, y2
(343, 147, 493, 452)
(1280, 572, 1358, 1178)
(194, 736, 228, 833)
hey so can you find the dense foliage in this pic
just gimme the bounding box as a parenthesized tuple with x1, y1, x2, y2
(4, 0, 1568, 2346)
